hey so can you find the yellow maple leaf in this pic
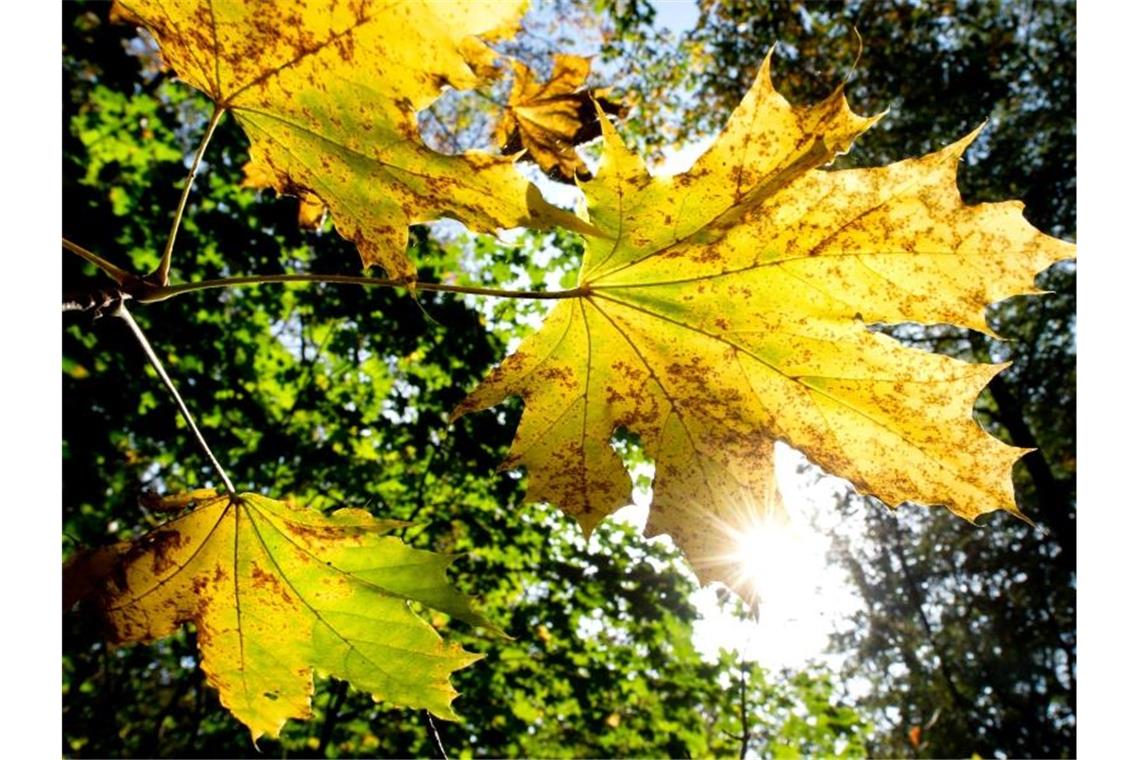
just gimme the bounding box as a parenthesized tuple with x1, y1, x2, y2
(454, 52, 1074, 594)
(112, 0, 591, 281)
(495, 53, 625, 183)
(71, 491, 494, 740)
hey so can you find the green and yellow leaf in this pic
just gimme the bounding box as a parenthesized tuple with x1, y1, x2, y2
(70, 491, 494, 740)
(112, 0, 591, 281)
(455, 52, 1074, 595)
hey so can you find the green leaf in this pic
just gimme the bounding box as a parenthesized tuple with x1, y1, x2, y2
(72, 491, 496, 740)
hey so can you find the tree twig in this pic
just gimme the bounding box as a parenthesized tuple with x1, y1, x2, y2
(424, 106, 465, 153)
(888, 518, 970, 713)
(113, 300, 237, 495)
(62, 237, 135, 286)
(738, 662, 750, 760)
(737, 596, 760, 759)
(317, 679, 349, 756)
(151, 104, 226, 286)
(138, 272, 593, 303)
(425, 711, 449, 759)
(62, 237, 594, 304)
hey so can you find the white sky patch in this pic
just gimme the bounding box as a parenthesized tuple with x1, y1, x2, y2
(648, 135, 716, 175)
(522, 162, 586, 210)
(651, 1, 700, 34)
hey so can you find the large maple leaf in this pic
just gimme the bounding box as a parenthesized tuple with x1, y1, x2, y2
(454, 53, 1074, 593)
(112, 0, 590, 281)
(69, 491, 494, 741)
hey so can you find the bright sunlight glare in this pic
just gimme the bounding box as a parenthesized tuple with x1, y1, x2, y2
(695, 444, 864, 670)
(610, 443, 865, 671)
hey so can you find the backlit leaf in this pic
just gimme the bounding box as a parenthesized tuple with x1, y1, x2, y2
(112, 0, 592, 281)
(495, 53, 625, 183)
(454, 52, 1074, 595)
(73, 491, 494, 740)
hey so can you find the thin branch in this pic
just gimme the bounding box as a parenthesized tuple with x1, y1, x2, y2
(139, 272, 592, 303)
(144, 666, 196, 758)
(425, 712, 449, 760)
(113, 301, 237, 495)
(152, 104, 227, 286)
(736, 597, 760, 760)
(62, 237, 135, 286)
(472, 88, 506, 109)
(888, 519, 970, 713)
(317, 679, 349, 755)
(64, 237, 592, 304)
(409, 444, 439, 517)
(272, 319, 339, 490)
(738, 663, 750, 760)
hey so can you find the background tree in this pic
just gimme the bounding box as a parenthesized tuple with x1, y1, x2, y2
(596, 1, 1074, 756)
(62, 4, 871, 757)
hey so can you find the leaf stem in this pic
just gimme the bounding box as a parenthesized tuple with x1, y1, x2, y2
(113, 301, 237, 495)
(61, 237, 134, 286)
(151, 104, 226, 286)
(138, 272, 592, 303)
(425, 712, 449, 760)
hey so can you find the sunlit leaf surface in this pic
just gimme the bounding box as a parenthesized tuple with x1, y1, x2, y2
(456, 52, 1074, 594)
(113, 0, 590, 280)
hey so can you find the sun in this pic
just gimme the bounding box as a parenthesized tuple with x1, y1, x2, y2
(730, 519, 793, 602)
(710, 504, 803, 609)
(614, 446, 863, 669)
(688, 445, 866, 669)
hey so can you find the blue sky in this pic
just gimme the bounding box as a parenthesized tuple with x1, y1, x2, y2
(651, 0, 699, 34)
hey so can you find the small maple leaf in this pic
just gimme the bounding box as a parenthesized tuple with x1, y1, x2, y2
(495, 54, 625, 183)
(454, 52, 1074, 596)
(112, 0, 592, 281)
(68, 491, 495, 740)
